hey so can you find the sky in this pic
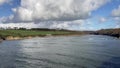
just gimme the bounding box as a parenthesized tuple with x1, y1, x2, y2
(0, 0, 120, 30)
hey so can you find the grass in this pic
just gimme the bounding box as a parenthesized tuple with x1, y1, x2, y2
(0, 30, 72, 37)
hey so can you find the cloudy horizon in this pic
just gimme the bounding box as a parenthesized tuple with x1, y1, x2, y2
(0, 0, 120, 30)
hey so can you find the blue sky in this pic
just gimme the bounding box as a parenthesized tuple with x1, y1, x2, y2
(0, 0, 20, 17)
(0, 0, 120, 30)
(88, 0, 120, 30)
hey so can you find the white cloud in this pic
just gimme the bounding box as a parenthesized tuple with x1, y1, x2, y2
(0, 0, 11, 5)
(99, 17, 107, 22)
(111, 5, 120, 27)
(50, 20, 84, 29)
(111, 5, 120, 17)
(115, 25, 120, 28)
(114, 17, 120, 21)
(0, 22, 37, 29)
(0, 20, 85, 30)
(0, 0, 110, 30)
(0, 0, 7, 5)
(3, 0, 109, 23)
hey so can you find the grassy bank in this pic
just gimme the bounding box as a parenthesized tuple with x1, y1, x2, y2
(0, 29, 84, 40)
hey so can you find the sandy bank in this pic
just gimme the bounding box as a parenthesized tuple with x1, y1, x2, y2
(0, 33, 86, 41)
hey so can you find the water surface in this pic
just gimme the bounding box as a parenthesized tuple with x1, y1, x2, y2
(0, 35, 120, 68)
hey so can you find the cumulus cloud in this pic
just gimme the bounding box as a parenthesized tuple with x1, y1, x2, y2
(0, 0, 7, 5)
(99, 17, 107, 22)
(113, 17, 120, 21)
(0, 20, 84, 30)
(50, 20, 84, 29)
(111, 5, 120, 24)
(111, 6, 120, 29)
(0, 22, 37, 29)
(111, 5, 120, 17)
(0, 0, 11, 5)
(3, 0, 109, 23)
(0, 0, 110, 30)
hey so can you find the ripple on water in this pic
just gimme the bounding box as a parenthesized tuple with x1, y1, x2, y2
(0, 35, 120, 68)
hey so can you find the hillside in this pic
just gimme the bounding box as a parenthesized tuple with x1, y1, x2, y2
(94, 28, 120, 38)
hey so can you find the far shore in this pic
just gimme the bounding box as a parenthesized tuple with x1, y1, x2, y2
(1, 28, 120, 42)
(0, 34, 88, 41)
(0, 29, 88, 41)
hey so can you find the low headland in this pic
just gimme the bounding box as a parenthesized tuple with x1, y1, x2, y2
(93, 28, 120, 38)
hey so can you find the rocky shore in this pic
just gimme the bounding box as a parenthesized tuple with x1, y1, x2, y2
(93, 28, 120, 38)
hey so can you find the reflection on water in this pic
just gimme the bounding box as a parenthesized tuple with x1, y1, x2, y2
(0, 35, 120, 68)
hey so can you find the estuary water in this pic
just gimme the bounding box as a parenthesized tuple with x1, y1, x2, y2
(0, 35, 120, 68)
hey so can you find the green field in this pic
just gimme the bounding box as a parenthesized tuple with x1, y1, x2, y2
(0, 30, 72, 38)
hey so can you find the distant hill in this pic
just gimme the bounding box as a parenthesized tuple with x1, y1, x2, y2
(94, 28, 120, 38)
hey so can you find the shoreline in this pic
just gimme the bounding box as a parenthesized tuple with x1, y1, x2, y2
(0, 34, 119, 42)
(0, 34, 87, 41)
(93, 34, 120, 39)
(0, 29, 88, 41)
